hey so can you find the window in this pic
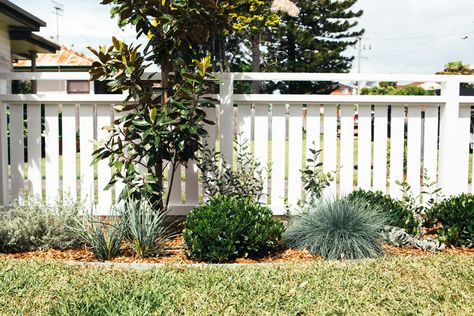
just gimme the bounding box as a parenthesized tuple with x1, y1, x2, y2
(67, 80, 90, 94)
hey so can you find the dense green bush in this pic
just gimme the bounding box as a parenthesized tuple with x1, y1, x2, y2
(183, 196, 284, 263)
(284, 198, 388, 260)
(119, 199, 176, 258)
(346, 189, 418, 234)
(0, 198, 82, 253)
(427, 194, 474, 247)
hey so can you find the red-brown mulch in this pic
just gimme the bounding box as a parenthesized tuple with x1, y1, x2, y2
(0, 236, 472, 264)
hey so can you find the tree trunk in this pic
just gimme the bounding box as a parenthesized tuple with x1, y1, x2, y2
(251, 33, 261, 94)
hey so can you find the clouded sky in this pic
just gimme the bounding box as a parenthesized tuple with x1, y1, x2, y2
(11, 0, 474, 74)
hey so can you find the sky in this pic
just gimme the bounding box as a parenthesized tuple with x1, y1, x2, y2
(11, 0, 474, 74)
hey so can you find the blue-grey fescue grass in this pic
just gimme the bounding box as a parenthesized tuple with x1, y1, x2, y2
(119, 199, 177, 258)
(284, 198, 388, 260)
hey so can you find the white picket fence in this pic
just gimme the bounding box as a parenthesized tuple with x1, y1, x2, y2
(1, 72, 474, 215)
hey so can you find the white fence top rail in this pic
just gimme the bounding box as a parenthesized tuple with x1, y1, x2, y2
(2, 71, 474, 83)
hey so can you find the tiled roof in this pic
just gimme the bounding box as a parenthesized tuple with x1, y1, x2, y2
(14, 45, 94, 67)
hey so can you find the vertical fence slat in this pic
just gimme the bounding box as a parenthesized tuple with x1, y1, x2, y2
(306, 104, 321, 157)
(323, 104, 337, 196)
(219, 77, 234, 165)
(389, 105, 405, 198)
(10, 104, 24, 201)
(407, 104, 422, 197)
(287, 104, 303, 208)
(62, 104, 77, 199)
(237, 104, 251, 143)
(458, 105, 471, 192)
(168, 164, 182, 206)
(27, 104, 42, 199)
(340, 104, 354, 195)
(44, 104, 60, 204)
(202, 107, 217, 199)
(423, 105, 439, 186)
(254, 104, 269, 203)
(185, 160, 198, 206)
(373, 104, 388, 193)
(357, 104, 372, 190)
(96, 104, 112, 213)
(79, 104, 95, 205)
(0, 81, 9, 205)
(271, 104, 286, 213)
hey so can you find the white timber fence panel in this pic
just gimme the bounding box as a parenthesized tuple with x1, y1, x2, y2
(1, 72, 474, 215)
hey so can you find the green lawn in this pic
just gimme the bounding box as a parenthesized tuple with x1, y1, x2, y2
(0, 256, 472, 315)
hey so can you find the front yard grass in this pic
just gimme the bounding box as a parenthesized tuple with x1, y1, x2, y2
(0, 255, 472, 315)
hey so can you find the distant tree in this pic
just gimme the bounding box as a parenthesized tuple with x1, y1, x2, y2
(361, 85, 432, 96)
(263, 0, 364, 94)
(436, 61, 473, 75)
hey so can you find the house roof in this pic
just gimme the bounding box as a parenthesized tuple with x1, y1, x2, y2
(14, 45, 94, 69)
(0, 0, 46, 31)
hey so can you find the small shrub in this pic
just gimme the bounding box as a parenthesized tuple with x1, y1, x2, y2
(299, 146, 336, 205)
(284, 198, 387, 260)
(183, 196, 284, 263)
(427, 194, 474, 247)
(346, 189, 418, 234)
(199, 136, 267, 202)
(71, 217, 124, 261)
(0, 197, 82, 253)
(119, 199, 176, 258)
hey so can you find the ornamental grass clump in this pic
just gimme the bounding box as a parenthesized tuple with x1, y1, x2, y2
(183, 195, 284, 263)
(284, 198, 388, 260)
(71, 216, 124, 261)
(119, 199, 177, 258)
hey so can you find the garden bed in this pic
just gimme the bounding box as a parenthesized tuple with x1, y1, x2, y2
(1, 236, 472, 265)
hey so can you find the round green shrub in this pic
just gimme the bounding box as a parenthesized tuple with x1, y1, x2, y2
(183, 196, 284, 263)
(284, 198, 388, 260)
(427, 194, 474, 247)
(346, 189, 418, 234)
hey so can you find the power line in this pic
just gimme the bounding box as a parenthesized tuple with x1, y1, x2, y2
(363, 31, 474, 41)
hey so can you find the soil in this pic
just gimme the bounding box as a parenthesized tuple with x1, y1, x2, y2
(0, 237, 473, 264)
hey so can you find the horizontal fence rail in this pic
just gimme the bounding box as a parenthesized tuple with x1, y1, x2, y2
(1, 72, 474, 215)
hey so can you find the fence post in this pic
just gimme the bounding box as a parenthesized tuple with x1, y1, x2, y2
(0, 79, 8, 205)
(219, 73, 234, 167)
(438, 77, 466, 195)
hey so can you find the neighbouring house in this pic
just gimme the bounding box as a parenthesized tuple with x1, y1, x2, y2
(14, 45, 117, 94)
(0, 0, 59, 91)
(397, 81, 441, 91)
(330, 83, 354, 95)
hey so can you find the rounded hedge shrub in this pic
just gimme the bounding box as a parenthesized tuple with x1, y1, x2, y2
(284, 198, 388, 260)
(183, 196, 284, 263)
(346, 189, 418, 234)
(427, 193, 474, 247)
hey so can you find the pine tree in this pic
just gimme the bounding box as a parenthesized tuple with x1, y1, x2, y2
(263, 0, 364, 94)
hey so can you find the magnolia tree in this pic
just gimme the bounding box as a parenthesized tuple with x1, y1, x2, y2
(90, 0, 236, 210)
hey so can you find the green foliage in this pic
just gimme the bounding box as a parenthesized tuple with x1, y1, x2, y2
(299, 147, 336, 205)
(199, 136, 267, 202)
(263, 0, 364, 94)
(361, 85, 433, 95)
(396, 170, 443, 234)
(71, 216, 124, 261)
(91, 0, 235, 208)
(119, 199, 176, 258)
(0, 197, 82, 253)
(284, 198, 387, 260)
(346, 189, 418, 234)
(427, 194, 474, 247)
(183, 196, 284, 263)
(436, 61, 473, 75)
